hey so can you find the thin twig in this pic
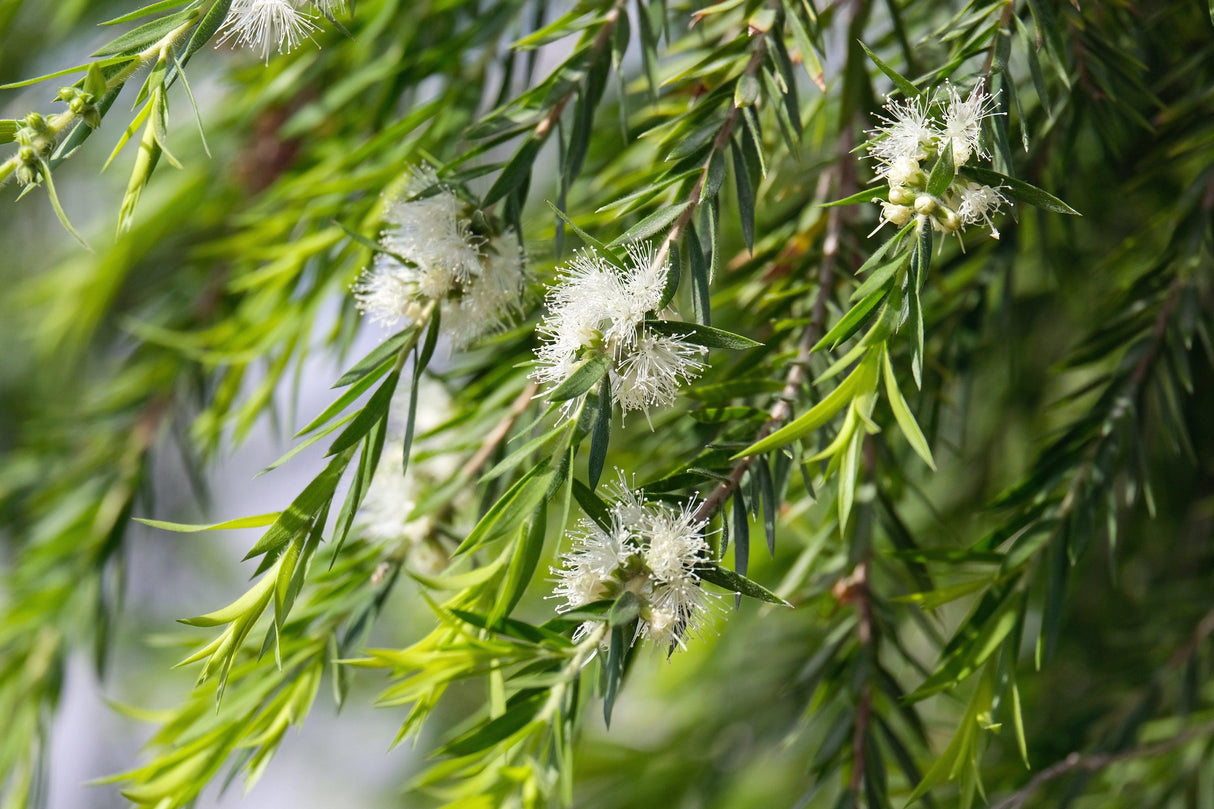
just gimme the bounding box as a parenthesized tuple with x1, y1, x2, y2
(848, 558, 874, 794)
(991, 721, 1214, 809)
(460, 381, 541, 479)
(532, 0, 626, 139)
(693, 127, 857, 523)
(649, 33, 771, 275)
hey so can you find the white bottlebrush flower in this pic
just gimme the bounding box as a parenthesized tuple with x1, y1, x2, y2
(639, 499, 709, 583)
(354, 167, 524, 347)
(443, 230, 526, 348)
(220, 0, 317, 62)
(940, 83, 999, 167)
(864, 84, 1010, 241)
(611, 332, 707, 421)
(551, 474, 719, 653)
(357, 444, 426, 546)
(642, 577, 720, 649)
(533, 245, 704, 422)
(953, 181, 1008, 238)
(866, 95, 936, 177)
(356, 380, 459, 575)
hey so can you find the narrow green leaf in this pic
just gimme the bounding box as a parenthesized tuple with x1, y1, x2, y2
(298, 354, 394, 436)
(609, 203, 689, 247)
(545, 201, 628, 271)
(858, 41, 920, 97)
(572, 479, 612, 532)
(881, 346, 936, 469)
(731, 143, 755, 252)
(455, 461, 556, 556)
(326, 370, 401, 456)
(439, 694, 544, 758)
(481, 423, 567, 484)
(491, 504, 548, 623)
(547, 354, 611, 402)
(926, 140, 954, 197)
(181, 0, 233, 64)
(333, 328, 417, 388)
(813, 288, 888, 352)
(647, 320, 761, 350)
(849, 252, 906, 302)
(134, 513, 282, 533)
(244, 450, 354, 560)
(698, 563, 792, 607)
(588, 376, 611, 490)
(39, 161, 92, 251)
(483, 137, 541, 207)
(92, 9, 197, 57)
(102, 1, 192, 25)
(735, 352, 877, 458)
(822, 186, 887, 208)
(609, 591, 641, 626)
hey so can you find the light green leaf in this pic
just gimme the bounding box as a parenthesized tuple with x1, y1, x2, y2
(882, 346, 936, 469)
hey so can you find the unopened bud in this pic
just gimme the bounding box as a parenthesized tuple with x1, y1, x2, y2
(914, 195, 937, 215)
(16, 162, 41, 186)
(888, 185, 914, 206)
(881, 202, 914, 227)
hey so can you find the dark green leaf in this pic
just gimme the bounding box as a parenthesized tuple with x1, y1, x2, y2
(646, 320, 761, 350)
(548, 354, 611, 402)
(698, 563, 792, 607)
(588, 376, 611, 490)
(483, 137, 542, 207)
(439, 693, 544, 758)
(858, 41, 920, 97)
(572, 479, 613, 532)
(926, 140, 954, 197)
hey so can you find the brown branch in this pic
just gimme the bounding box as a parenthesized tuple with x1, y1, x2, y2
(847, 559, 874, 794)
(460, 380, 541, 479)
(693, 128, 858, 524)
(649, 33, 770, 274)
(532, 1, 626, 139)
(981, 1, 1016, 77)
(990, 721, 1214, 809)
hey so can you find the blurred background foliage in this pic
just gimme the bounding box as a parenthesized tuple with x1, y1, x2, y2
(1, 1, 1213, 808)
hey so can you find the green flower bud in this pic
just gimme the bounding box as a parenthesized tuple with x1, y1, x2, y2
(888, 185, 914, 206)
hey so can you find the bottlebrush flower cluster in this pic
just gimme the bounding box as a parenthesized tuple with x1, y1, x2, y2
(867, 83, 1010, 239)
(353, 166, 525, 348)
(219, 0, 347, 62)
(551, 474, 720, 652)
(532, 245, 706, 422)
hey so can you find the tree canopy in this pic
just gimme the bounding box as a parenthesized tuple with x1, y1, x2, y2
(1, 1, 1212, 808)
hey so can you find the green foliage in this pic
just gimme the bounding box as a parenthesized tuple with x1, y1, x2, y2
(1, 0, 1213, 808)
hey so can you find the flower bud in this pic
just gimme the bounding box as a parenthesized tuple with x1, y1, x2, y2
(914, 195, 937, 215)
(881, 202, 914, 226)
(15, 162, 41, 186)
(937, 208, 962, 232)
(888, 185, 914, 206)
